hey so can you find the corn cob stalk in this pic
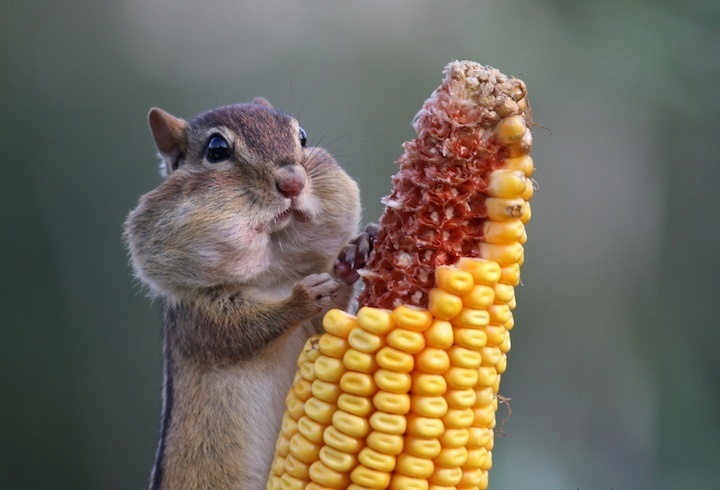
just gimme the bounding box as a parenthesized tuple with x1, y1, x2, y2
(268, 60, 534, 490)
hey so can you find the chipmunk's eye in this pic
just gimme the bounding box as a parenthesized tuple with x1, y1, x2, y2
(299, 127, 307, 147)
(205, 135, 231, 163)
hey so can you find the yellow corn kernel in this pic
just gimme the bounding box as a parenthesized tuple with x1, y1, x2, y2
(373, 391, 411, 415)
(319, 445, 358, 473)
(411, 372, 447, 396)
(392, 305, 434, 332)
(519, 200, 532, 224)
(304, 397, 337, 425)
(406, 414, 445, 438)
(458, 468, 484, 487)
(472, 404, 495, 428)
(452, 327, 487, 350)
(374, 369, 412, 394)
(429, 466, 463, 486)
(489, 304, 511, 325)
(390, 474, 430, 490)
(477, 470, 490, 490)
(457, 258, 502, 285)
(299, 360, 316, 382)
(276, 435, 291, 457)
(410, 394, 449, 418)
(479, 242, 523, 266)
(386, 328, 426, 354)
(314, 356, 346, 384)
(415, 347, 451, 374)
(350, 464, 391, 489)
(447, 346, 482, 368)
(369, 411, 407, 435)
(467, 427, 493, 448)
(444, 388, 477, 408)
(358, 446, 396, 472)
(495, 114, 526, 144)
(340, 372, 378, 397)
(441, 407, 474, 429)
(293, 378, 313, 401)
(396, 453, 435, 479)
(337, 393, 373, 418)
(349, 328, 386, 353)
(521, 177, 535, 201)
(487, 169, 527, 198)
(481, 450, 493, 471)
(435, 446, 469, 468)
(438, 427, 470, 448)
(297, 415, 325, 445)
(484, 197, 527, 223)
(424, 319, 454, 349)
(343, 349, 379, 374)
(504, 154, 534, 176)
(451, 308, 490, 329)
(289, 433, 321, 464)
(482, 219, 525, 245)
(323, 425, 364, 454)
(308, 461, 351, 489)
(404, 436, 441, 459)
(498, 329, 511, 353)
(281, 413, 299, 439)
(356, 307, 395, 335)
(319, 334, 351, 359)
(347, 485, 374, 490)
(332, 409, 371, 439)
(479, 346, 501, 367)
(465, 447, 487, 469)
(496, 353, 508, 374)
(306, 483, 342, 490)
(267, 474, 282, 490)
(272, 454, 286, 474)
(303, 337, 322, 362)
(493, 283, 515, 305)
(311, 379, 341, 404)
(504, 313, 515, 330)
(284, 454, 310, 480)
(435, 266, 475, 295)
(376, 346, 415, 373)
(280, 473, 306, 490)
(507, 127, 532, 157)
(484, 325, 507, 347)
(286, 397, 306, 420)
(366, 430, 404, 455)
(476, 366, 499, 388)
(323, 309, 358, 338)
(428, 288, 463, 320)
(461, 284, 495, 310)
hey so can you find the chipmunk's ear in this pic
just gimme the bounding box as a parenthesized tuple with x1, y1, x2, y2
(148, 108, 189, 177)
(252, 97, 273, 109)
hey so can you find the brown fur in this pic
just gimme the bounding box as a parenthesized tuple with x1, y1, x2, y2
(124, 101, 361, 489)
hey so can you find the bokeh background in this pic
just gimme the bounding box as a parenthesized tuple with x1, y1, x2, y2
(2, 0, 719, 488)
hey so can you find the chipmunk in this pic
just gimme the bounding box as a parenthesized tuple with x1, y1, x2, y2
(124, 98, 372, 489)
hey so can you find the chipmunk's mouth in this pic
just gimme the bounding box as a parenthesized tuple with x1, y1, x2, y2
(268, 207, 310, 232)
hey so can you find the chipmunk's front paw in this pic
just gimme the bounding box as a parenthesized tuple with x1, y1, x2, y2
(293, 273, 340, 313)
(334, 223, 380, 284)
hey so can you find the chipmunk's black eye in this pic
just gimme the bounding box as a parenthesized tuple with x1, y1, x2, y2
(299, 127, 307, 147)
(205, 135, 231, 163)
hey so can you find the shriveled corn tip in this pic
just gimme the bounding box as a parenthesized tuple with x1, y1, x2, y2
(392, 305, 434, 332)
(456, 258, 501, 285)
(495, 114, 527, 144)
(435, 266, 475, 295)
(323, 309, 358, 338)
(356, 307, 395, 335)
(484, 197, 527, 223)
(428, 288, 463, 320)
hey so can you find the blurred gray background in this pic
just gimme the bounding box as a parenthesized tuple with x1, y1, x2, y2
(2, 0, 719, 488)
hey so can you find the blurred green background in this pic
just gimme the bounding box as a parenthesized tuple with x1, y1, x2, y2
(2, 0, 719, 488)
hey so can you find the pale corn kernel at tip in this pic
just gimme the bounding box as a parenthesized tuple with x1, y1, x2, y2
(444, 387, 477, 409)
(438, 427, 471, 448)
(373, 390, 411, 415)
(319, 445, 359, 473)
(447, 346, 482, 369)
(456, 258, 501, 285)
(369, 410, 408, 435)
(495, 114, 527, 144)
(376, 346, 415, 373)
(349, 327, 386, 353)
(284, 454, 310, 480)
(332, 409, 371, 439)
(484, 197, 527, 223)
(386, 328, 426, 354)
(482, 219, 525, 245)
(366, 430, 405, 455)
(293, 378, 313, 401)
(276, 435, 291, 457)
(451, 308, 490, 329)
(452, 327, 487, 351)
(357, 307, 395, 335)
(281, 413, 299, 438)
(343, 348, 379, 374)
(350, 464, 391, 489)
(395, 453, 435, 479)
(297, 415, 326, 444)
(484, 324, 507, 347)
(521, 177, 534, 201)
(357, 446, 396, 472)
(404, 435, 441, 459)
(428, 288, 463, 320)
(390, 474, 430, 490)
(299, 360, 317, 382)
(286, 396, 306, 420)
(504, 155, 534, 176)
(309, 460, 351, 489)
(271, 455, 286, 475)
(435, 266, 475, 295)
(319, 334, 351, 359)
(340, 371, 378, 397)
(337, 393, 374, 417)
(429, 466, 463, 486)
(507, 127, 532, 157)
(411, 372, 447, 396)
(323, 425, 365, 453)
(289, 432, 322, 464)
(441, 407, 475, 429)
(460, 285, 495, 310)
(314, 355, 346, 383)
(304, 397, 337, 425)
(410, 394, 449, 418)
(445, 366, 480, 389)
(406, 414, 445, 438)
(487, 169, 528, 198)
(434, 446, 469, 468)
(415, 347, 451, 374)
(323, 309, 358, 338)
(374, 369, 412, 394)
(519, 200, 532, 224)
(392, 305, 434, 332)
(424, 319, 454, 349)
(312, 379, 341, 404)
(479, 242, 524, 266)
(279, 473, 306, 490)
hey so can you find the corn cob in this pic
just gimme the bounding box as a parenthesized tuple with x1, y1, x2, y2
(268, 60, 534, 490)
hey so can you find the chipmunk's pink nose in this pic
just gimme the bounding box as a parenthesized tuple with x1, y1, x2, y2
(276, 169, 306, 198)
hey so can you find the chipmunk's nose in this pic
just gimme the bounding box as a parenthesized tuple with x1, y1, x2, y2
(276, 167, 306, 198)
